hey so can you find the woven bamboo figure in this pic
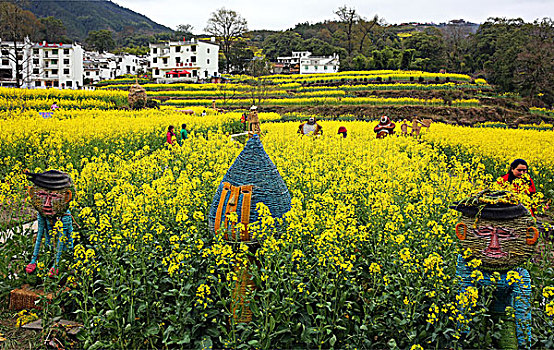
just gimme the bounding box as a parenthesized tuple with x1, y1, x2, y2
(208, 134, 291, 322)
(450, 191, 539, 349)
(248, 106, 261, 135)
(25, 170, 74, 277)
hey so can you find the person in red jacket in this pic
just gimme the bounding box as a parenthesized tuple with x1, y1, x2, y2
(497, 159, 536, 195)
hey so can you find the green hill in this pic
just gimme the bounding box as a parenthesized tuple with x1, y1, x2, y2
(25, 0, 172, 41)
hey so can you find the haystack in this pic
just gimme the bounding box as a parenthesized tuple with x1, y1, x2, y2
(128, 83, 147, 109)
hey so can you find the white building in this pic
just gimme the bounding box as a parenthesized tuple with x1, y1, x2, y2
(30, 42, 83, 89)
(274, 51, 311, 74)
(83, 52, 145, 84)
(149, 38, 219, 82)
(0, 38, 32, 87)
(83, 52, 114, 83)
(299, 53, 340, 74)
(1, 39, 83, 89)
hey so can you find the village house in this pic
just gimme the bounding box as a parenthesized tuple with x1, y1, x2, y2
(83, 51, 148, 84)
(0, 38, 83, 89)
(274, 51, 312, 74)
(273, 51, 340, 74)
(299, 53, 340, 74)
(149, 38, 219, 82)
(30, 42, 83, 89)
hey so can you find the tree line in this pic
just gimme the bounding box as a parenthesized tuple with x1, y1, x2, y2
(1, 1, 552, 107)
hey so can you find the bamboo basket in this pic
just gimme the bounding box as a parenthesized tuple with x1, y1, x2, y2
(231, 260, 256, 323)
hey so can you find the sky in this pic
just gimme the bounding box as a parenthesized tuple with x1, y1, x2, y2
(111, 0, 553, 32)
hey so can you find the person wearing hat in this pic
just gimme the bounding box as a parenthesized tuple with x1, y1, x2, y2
(24, 170, 74, 276)
(337, 126, 347, 138)
(248, 106, 261, 135)
(298, 117, 323, 136)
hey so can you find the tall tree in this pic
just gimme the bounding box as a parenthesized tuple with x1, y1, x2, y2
(0, 0, 40, 87)
(37, 16, 70, 43)
(403, 28, 446, 71)
(262, 31, 304, 60)
(335, 5, 359, 56)
(204, 8, 247, 73)
(469, 18, 526, 92)
(357, 15, 380, 54)
(85, 29, 116, 53)
(175, 24, 194, 40)
(514, 18, 554, 106)
(225, 38, 254, 73)
(441, 22, 473, 72)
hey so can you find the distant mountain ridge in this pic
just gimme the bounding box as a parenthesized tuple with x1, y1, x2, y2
(25, 0, 172, 41)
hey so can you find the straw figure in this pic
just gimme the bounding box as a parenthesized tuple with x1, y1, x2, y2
(248, 105, 261, 135)
(400, 119, 410, 136)
(298, 117, 323, 136)
(410, 117, 432, 137)
(208, 134, 291, 323)
(450, 190, 539, 349)
(128, 81, 147, 110)
(373, 115, 396, 138)
(24, 170, 75, 277)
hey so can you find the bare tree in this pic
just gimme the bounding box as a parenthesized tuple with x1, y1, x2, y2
(0, 0, 40, 87)
(247, 56, 271, 108)
(204, 8, 248, 73)
(358, 15, 380, 54)
(441, 21, 473, 72)
(335, 6, 359, 56)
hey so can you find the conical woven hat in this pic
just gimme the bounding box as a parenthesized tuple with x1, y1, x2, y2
(208, 135, 291, 233)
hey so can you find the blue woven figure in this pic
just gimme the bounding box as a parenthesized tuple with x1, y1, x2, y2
(456, 255, 532, 347)
(27, 210, 74, 275)
(208, 134, 291, 242)
(25, 170, 75, 277)
(450, 191, 539, 349)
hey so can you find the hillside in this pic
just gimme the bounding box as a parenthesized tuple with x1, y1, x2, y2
(25, 0, 172, 41)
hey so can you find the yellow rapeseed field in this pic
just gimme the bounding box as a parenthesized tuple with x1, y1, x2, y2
(0, 104, 552, 349)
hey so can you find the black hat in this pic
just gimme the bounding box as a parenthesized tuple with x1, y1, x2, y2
(449, 202, 528, 220)
(25, 170, 72, 190)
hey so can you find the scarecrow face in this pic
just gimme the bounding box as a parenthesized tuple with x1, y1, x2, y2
(456, 216, 538, 270)
(29, 186, 72, 218)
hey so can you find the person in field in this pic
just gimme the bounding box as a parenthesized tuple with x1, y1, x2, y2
(241, 112, 248, 131)
(298, 117, 323, 136)
(166, 125, 176, 146)
(180, 124, 188, 145)
(338, 126, 347, 138)
(497, 159, 536, 196)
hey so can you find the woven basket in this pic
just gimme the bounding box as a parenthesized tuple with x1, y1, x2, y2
(208, 135, 291, 241)
(231, 259, 256, 323)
